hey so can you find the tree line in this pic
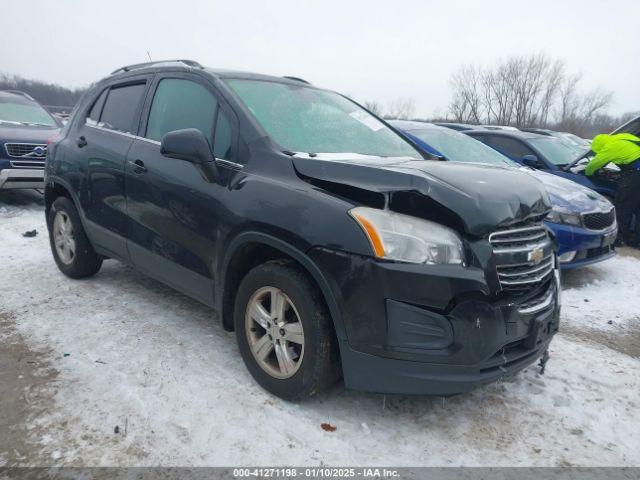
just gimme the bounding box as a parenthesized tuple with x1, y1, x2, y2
(0, 73, 86, 110)
(3, 61, 635, 138)
(365, 53, 636, 138)
(447, 53, 627, 137)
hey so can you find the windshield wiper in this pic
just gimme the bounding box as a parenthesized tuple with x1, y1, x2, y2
(562, 150, 594, 171)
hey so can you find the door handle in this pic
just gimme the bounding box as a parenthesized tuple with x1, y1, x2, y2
(128, 159, 147, 174)
(77, 136, 87, 148)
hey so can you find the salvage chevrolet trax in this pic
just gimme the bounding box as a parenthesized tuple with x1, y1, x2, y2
(45, 60, 560, 400)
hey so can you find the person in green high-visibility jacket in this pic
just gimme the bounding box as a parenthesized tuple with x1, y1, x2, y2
(586, 133, 640, 245)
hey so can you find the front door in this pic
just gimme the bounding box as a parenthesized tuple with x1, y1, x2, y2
(124, 74, 239, 306)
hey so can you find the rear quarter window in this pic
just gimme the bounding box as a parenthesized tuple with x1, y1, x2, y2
(85, 89, 108, 126)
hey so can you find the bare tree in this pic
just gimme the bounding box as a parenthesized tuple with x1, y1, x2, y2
(482, 60, 519, 125)
(557, 73, 582, 125)
(580, 88, 614, 121)
(386, 97, 416, 120)
(364, 101, 384, 117)
(536, 59, 564, 127)
(480, 54, 559, 127)
(449, 65, 483, 123)
(512, 54, 549, 127)
(556, 73, 613, 135)
(448, 53, 613, 135)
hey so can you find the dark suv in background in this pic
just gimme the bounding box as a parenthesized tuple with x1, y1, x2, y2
(0, 90, 60, 189)
(45, 60, 559, 400)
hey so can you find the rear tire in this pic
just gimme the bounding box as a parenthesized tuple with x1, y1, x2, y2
(48, 196, 103, 279)
(234, 260, 340, 400)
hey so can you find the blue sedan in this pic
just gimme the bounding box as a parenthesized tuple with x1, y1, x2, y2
(462, 129, 618, 199)
(391, 121, 618, 269)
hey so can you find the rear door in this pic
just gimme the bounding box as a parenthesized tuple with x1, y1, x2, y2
(78, 78, 150, 259)
(124, 73, 240, 305)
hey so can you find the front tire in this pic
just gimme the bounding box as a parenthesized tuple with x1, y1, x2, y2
(234, 261, 340, 400)
(48, 196, 103, 279)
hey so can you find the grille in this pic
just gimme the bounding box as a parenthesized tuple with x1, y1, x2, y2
(517, 286, 555, 314)
(583, 208, 615, 230)
(5, 143, 47, 159)
(489, 224, 554, 296)
(9, 159, 46, 169)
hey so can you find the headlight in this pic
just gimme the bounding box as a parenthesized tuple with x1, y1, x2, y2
(546, 206, 582, 226)
(349, 206, 464, 265)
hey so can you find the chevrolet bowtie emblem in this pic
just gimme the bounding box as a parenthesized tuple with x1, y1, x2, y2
(528, 247, 544, 265)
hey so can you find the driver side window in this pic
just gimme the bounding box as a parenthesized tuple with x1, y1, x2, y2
(146, 78, 217, 145)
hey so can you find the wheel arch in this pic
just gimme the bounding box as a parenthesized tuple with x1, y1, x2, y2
(44, 177, 80, 217)
(217, 232, 346, 340)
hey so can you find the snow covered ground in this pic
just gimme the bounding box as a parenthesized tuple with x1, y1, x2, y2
(1, 190, 639, 467)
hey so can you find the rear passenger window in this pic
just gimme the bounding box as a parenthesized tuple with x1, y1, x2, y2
(467, 133, 487, 144)
(86, 89, 108, 126)
(146, 79, 217, 144)
(488, 136, 534, 160)
(99, 83, 146, 134)
(213, 109, 233, 160)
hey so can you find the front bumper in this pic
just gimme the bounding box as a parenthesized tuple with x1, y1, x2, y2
(309, 247, 560, 395)
(0, 168, 45, 189)
(545, 221, 617, 269)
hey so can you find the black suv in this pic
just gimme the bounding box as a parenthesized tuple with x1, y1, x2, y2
(45, 60, 559, 400)
(1, 90, 60, 189)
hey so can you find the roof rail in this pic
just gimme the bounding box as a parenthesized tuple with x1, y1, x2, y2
(110, 59, 203, 75)
(282, 76, 310, 84)
(0, 90, 35, 101)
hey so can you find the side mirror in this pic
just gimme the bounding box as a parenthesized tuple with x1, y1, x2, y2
(161, 128, 218, 182)
(521, 154, 542, 169)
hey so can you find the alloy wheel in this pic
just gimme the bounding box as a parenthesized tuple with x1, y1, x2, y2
(53, 211, 76, 265)
(245, 286, 305, 379)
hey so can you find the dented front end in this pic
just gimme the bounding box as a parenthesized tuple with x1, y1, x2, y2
(293, 157, 552, 236)
(295, 157, 560, 395)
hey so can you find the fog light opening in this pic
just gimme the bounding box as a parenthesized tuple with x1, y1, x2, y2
(558, 250, 577, 263)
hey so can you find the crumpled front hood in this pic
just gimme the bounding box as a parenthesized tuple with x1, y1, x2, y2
(525, 169, 613, 213)
(293, 157, 551, 237)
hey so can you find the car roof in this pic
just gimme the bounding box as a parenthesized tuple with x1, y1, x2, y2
(434, 122, 480, 129)
(389, 120, 441, 131)
(464, 129, 545, 140)
(521, 127, 550, 134)
(0, 90, 36, 103)
(106, 59, 313, 88)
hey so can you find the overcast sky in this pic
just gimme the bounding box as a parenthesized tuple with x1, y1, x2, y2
(2, 0, 638, 117)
